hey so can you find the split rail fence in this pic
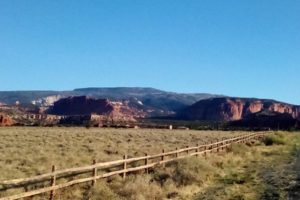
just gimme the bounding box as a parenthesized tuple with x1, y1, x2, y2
(0, 132, 268, 200)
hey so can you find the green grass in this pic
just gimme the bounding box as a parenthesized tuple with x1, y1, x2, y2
(0, 128, 299, 200)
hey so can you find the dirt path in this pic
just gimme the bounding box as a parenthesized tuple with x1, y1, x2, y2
(288, 153, 300, 200)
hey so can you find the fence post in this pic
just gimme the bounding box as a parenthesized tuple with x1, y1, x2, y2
(92, 159, 97, 186)
(162, 149, 165, 168)
(196, 144, 199, 157)
(217, 139, 219, 152)
(204, 144, 207, 159)
(221, 140, 223, 151)
(145, 153, 148, 174)
(175, 147, 179, 158)
(123, 155, 127, 180)
(186, 146, 189, 155)
(49, 165, 56, 200)
(210, 141, 213, 153)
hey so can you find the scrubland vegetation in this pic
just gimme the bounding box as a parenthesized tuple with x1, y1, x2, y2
(0, 127, 241, 180)
(0, 127, 299, 200)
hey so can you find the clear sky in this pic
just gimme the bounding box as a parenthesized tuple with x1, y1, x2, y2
(0, 0, 299, 104)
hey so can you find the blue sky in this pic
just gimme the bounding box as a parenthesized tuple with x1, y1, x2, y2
(0, 0, 299, 104)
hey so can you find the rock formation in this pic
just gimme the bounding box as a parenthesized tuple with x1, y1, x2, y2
(179, 97, 300, 121)
(48, 96, 145, 118)
(49, 96, 114, 115)
(31, 95, 62, 106)
(0, 113, 15, 126)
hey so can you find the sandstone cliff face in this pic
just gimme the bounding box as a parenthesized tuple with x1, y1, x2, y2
(48, 96, 145, 118)
(180, 98, 300, 121)
(49, 96, 113, 115)
(268, 103, 300, 120)
(244, 101, 264, 114)
(0, 113, 15, 126)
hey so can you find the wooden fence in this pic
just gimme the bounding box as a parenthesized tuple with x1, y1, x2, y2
(0, 132, 268, 200)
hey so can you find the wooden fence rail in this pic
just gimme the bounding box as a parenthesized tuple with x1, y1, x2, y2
(0, 132, 268, 200)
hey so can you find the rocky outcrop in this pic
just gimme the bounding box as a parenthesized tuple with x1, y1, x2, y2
(32, 95, 62, 106)
(49, 96, 114, 115)
(0, 113, 15, 126)
(268, 102, 300, 120)
(48, 96, 145, 119)
(179, 97, 300, 121)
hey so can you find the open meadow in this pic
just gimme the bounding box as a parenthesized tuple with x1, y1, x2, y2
(0, 127, 242, 181)
(0, 127, 299, 200)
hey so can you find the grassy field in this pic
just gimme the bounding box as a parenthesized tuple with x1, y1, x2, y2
(0, 127, 241, 180)
(0, 127, 299, 199)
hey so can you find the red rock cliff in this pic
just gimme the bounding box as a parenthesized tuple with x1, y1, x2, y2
(180, 98, 300, 121)
(48, 96, 145, 118)
(0, 113, 15, 126)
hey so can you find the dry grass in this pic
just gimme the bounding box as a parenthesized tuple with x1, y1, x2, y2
(0, 127, 241, 181)
(1, 127, 299, 200)
(193, 131, 300, 200)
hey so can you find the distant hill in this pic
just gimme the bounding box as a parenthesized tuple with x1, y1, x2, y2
(0, 87, 222, 116)
(178, 97, 300, 121)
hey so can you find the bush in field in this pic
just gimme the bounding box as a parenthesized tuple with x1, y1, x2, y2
(227, 143, 249, 155)
(219, 172, 253, 185)
(84, 181, 120, 200)
(112, 175, 164, 200)
(263, 134, 285, 146)
(260, 185, 281, 200)
(170, 157, 216, 186)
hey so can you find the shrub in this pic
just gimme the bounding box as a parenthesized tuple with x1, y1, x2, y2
(219, 172, 252, 185)
(260, 185, 281, 200)
(194, 186, 229, 200)
(227, 143, 249, 155)
(153, 170, 171, 185)
(170, 157, 216, 186)
(263, 135, 285, 146)
(83, 181, 120, 200)
(290, 143, 300, 156)
(113, 175, 164, 200)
